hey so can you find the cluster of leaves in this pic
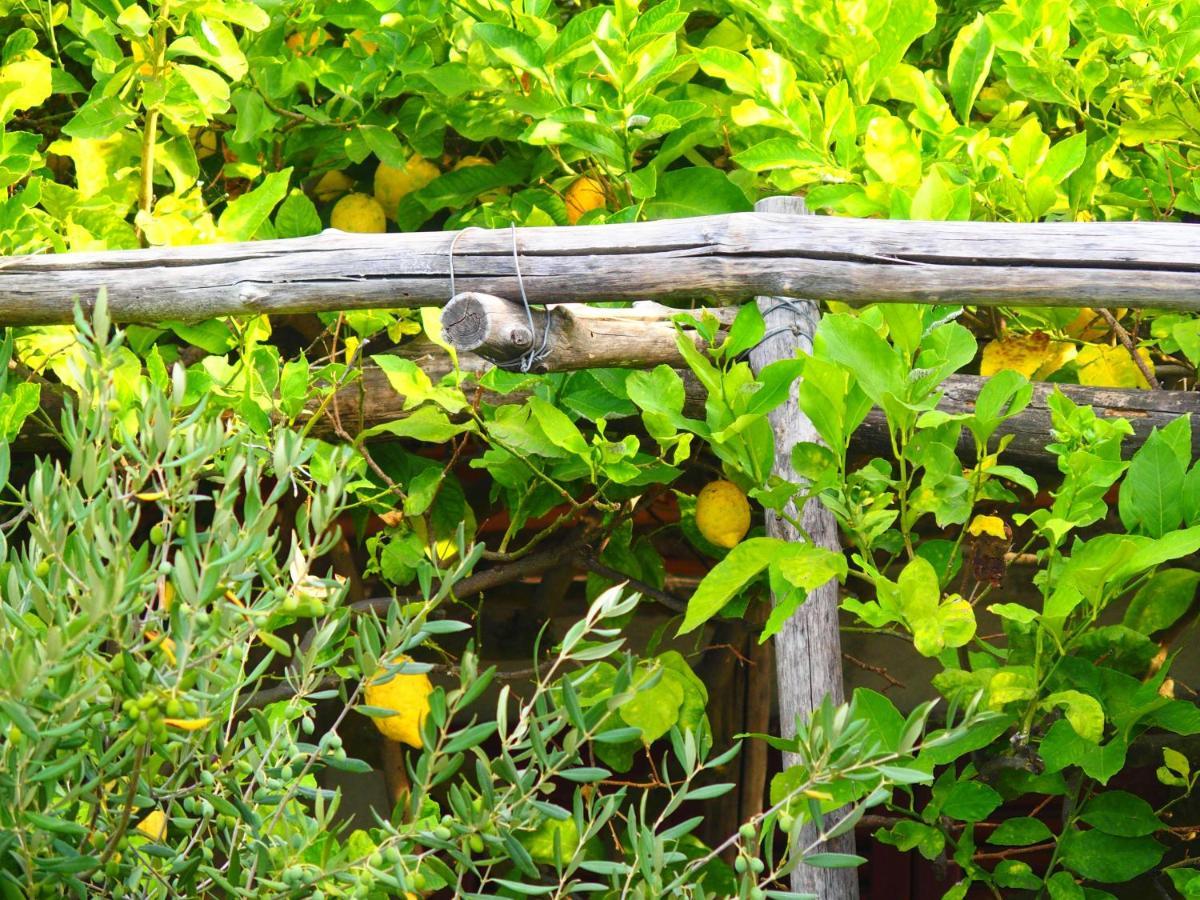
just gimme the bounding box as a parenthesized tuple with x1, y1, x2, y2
(729, 302, 1200, 897)
(2, 0, 1200, 896)
(0, 305, 1007, 897)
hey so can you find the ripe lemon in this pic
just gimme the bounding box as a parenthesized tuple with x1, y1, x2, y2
(564, 176, 607, 224)
(312, 170, 354, 203)
(363, 657, 432, 747)
(373, 156, 440, 220)
(331, 193, 386, 233)
(695, 480, 751, 549)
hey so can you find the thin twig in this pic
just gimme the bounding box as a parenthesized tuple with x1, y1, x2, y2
(1098, 308, 1162, 389)
(842, 652, 905, 691)
(581, 555, 687, 613)
(97, 741, 148, 866)
(973, 841, 1056, 862)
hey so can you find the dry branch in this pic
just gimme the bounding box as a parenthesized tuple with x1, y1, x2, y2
(5, 212, 1200, 323)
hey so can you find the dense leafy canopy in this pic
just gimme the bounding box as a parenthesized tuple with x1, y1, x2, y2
(1, 0, 1200, 897)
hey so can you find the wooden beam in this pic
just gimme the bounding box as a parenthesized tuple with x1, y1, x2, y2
(310, 355, 1200, 468)
(748, 196, 858, 898)
(15, 337, 1195, 468)
(5, 212, 1200, 323)
(440, 292, 735, 373)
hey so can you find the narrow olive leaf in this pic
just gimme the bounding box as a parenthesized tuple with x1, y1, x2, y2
(444, 722, 498, 754)
(803, 852, 868, 868)
(593, 726, 643, 744)
(559, 767, 611, 783)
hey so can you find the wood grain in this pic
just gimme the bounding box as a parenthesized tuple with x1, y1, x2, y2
(4, 212, 1200, 323)
(439, 291, 735, 372)
(748, 196, 858, 899)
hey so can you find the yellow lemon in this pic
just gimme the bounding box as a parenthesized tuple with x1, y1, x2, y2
(967, 515, 1008, 540)
(330, 193, 386, 233)
(695, 480, 751, 549)
(373, 156, 440, 220)
(363, 657, 432, 747)
(312, 170, 354, 203)
(564, 176, 607, 225)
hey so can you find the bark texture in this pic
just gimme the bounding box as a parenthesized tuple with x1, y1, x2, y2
(748, 195, 857, 899)
(5, 212, 1200, 323)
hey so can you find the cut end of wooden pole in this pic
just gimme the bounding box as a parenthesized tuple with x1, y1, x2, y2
(441, 291, 536, 356)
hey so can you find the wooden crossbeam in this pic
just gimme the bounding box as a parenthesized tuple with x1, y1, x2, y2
(440, 291, 736, 372)
(313, 350, 1199, 469)
(4, 212, 1200, 323)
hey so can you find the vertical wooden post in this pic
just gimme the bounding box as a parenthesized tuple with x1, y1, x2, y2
(748, 195, 858, 899)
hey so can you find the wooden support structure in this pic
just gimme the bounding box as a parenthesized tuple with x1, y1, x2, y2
(748, 196, 857, 898)
(440, 291, 735, 372)
(314, 349, 1200, 465)
(7, 199, 1200, 894)
(4, 213, 1200, 323)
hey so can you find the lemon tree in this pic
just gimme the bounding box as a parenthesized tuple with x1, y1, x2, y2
(1, 0, 1199, 896)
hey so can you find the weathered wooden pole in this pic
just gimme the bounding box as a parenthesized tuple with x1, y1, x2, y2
(5, 214, 1200, 323)
(440, 292, 735, 372)
(748, 196, 857, 898)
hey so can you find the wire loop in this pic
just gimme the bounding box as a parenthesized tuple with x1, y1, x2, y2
(755, 298, 810, 346)
(446, 224, 552, 373)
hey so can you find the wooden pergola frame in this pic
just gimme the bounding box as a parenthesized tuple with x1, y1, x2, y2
(7, 197, 1200, 896)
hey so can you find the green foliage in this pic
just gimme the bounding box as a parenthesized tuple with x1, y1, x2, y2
(2, 0, 1200, 895)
